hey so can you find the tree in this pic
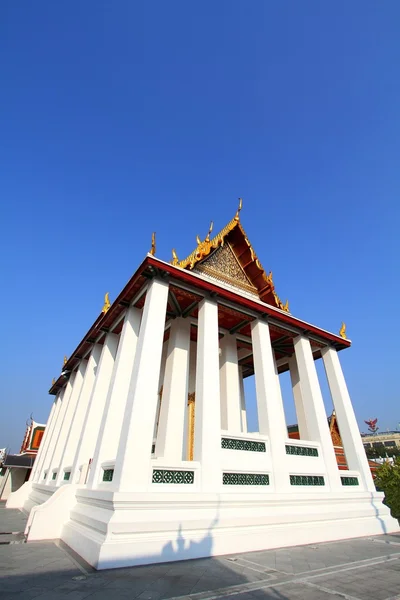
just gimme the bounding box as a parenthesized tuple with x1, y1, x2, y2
(366, 445, 400, 460)
(374, 457, 400, 521)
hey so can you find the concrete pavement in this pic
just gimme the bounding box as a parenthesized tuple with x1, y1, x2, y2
(1, 504, 399, 600)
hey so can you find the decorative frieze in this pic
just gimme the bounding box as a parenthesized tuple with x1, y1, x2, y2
(222, 472, 269, 485)
(286, 445, 318, 457)
(152, 469, 194, 484)
(341, 476, 359, 486)
(221, 437, 266, 452)
(290, 475, 325, 486)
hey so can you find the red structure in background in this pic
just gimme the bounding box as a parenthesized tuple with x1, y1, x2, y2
(364, 418, 379, 434)
(0, 418, 46, 500)
(19, 418, 45, 454)
(288, 412, 379, 479)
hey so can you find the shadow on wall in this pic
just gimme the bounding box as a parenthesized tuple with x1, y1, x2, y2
(160, 516, 218, 564)
(370, 491, 388, 535)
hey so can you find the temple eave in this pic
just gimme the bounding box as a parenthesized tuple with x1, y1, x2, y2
(50, 254, 350, 396)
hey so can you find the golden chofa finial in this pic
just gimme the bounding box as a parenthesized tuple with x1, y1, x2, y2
(52, 377, 56, 386)
(339, 322, 347, 339)
(102, 292, 111, 314)
(171, 249, 179, 266)
(205, 220, 214, 242)
(196, 234, 201, 245)
(235, 197, 243, 221)
(150, 232, 156, 256)
(63, 356, 68, 366)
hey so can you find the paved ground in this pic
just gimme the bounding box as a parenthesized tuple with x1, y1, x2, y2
(1, 503, 400, 600)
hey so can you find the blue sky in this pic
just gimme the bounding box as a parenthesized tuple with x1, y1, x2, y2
(1, 2, 399, 452)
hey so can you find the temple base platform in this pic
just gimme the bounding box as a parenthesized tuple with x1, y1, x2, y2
(22, 486, 399, 570)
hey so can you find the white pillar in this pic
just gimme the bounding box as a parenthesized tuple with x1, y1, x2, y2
(54, 361, 87, 485)
(155, 318, 190, 461)
(219, 334, 242, 432)
(322, 346, 375, 491)
(70, 334, 119, 484)
(289, 355, 309, 440)
(239, 366, 248, 433)
(194, 298, 221, 491)
(57, 345, 102, 482)
(113, 278, 169, 492)
(36, 391, 65, 481)
(293, 336, 341, 490)
(274, 356, 289, 438)
(44, 375, 76, 484)
(251, 319, 290, 491)
(87, 307, 141, 488)
(31, 397, 58, 482)
(153, 340, 169, 441)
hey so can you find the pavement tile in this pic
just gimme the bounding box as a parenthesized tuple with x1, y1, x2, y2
(64, 593, 94, 600)
(0, 504, 399, 600)
(87, 590, 135, 600)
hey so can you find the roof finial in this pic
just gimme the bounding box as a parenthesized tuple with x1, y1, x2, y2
(63, 356, 68, 366)
(52, 377, 56, 386)
(171, 249, 179, 266)
(339, 322, 347, 339)
(235, 197, 243, 221)
(205, 220, 214, 242)
(150, 232, 156, 256)
(102, 292, 111, 314)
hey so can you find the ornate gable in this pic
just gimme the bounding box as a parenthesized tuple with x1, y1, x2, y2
(194, 243, 258, 295)
(171, 201, 289, 312)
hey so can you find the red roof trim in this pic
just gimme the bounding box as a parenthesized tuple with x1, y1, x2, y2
(147, 256, 351, 349)
(49, 254, 349, 396)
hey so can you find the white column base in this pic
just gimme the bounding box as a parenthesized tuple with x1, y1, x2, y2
(58, 488, 399, 570)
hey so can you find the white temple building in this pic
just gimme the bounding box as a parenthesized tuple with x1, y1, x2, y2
(7, 203, 398, 569)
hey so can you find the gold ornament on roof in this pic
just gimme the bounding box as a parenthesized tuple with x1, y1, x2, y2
(171, 249, 179, 266)
(150, 232, 156, 256)
(180, 210, 240, 269)
(205, 220, 214, 242)
(63, 356, 68, 366)
(339, 322, 347, 339)
(52, 378, 56, 386)
(235, 197, 243, 221)
(173, 199, 290, 313)
(102, 292, 111, 314)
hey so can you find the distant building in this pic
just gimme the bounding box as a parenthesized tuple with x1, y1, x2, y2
(361, 431, 400, 452)
(0, 419, 45, 500)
